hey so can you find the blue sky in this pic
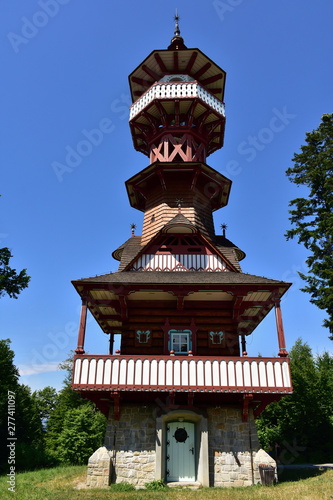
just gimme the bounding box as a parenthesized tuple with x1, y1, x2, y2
(1, 0, 332, 392)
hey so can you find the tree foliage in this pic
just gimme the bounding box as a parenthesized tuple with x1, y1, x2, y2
(0, 339, 46, 473)
(256, 339, 333, 463)
(0, 247, 30, 299)
(44, 355, 106, 464)
(285, 113, 333, 338)
(57, 405, 107, 465)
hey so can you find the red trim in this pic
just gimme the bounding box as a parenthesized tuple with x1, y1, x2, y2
(75, 299, 87, 354)
(275, 299, 288, 357)
(242, 394, 253, 422)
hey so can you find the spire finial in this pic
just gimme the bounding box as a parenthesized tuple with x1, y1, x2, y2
(168, 9, 187, 50)
(176, 198, 183, 213)
(174, 9, 180, 37)
(221, 223, 227, 238)
(130, 223, 136, 237)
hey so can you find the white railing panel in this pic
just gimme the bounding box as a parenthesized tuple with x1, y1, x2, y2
(220, 360, 228, 386)
(189, 360, 197, 386)
(74, 358, 81, 384)
(150, 359, 158, 386)
(96, 359, 104, 385)
(119, 359, 128, 385)
(274, 361, 283, 387)
(258, 361, 267, 387)
(173, 359, 181, 386)
(266, 361, 275, 387)
(134, 359, 142, 385)
(182, 360, 189, 386)
(212, 360, 220, 386)
(104, 359, 111, 384)
(282, 360, 291, 387)
(197, 360, 205, 386)
(204, 360, 212, 387)
(243, 361, 251, 387)
(228, 360, 236, 386)
(81, 358, 89, 385)
(251, 361, 259, 387)
(158, 359, 165, 386)
(166, 359, 174, 386)
(235, 360, 243, 387)
(88, 359, 96, 385)
(127, 359, 135, 385)
(111, 358, 119, 385)
(142, 359, 150, 386)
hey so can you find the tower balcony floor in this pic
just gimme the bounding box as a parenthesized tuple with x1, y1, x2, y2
(72, 353, 292, 395)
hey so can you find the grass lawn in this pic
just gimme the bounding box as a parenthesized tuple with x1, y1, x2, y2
(0, 466, 332, 500)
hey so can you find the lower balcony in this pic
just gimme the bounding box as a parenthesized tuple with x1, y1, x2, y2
(72, 354, 292, 395)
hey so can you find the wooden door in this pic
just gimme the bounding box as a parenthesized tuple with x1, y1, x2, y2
(166, 421, 195, 482)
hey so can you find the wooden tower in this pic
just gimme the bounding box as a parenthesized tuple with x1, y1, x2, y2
(72, 17, 292, 488)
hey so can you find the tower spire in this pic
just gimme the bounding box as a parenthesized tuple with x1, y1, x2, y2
(174, 9, 180, 37)
(168, 9, 187, 50)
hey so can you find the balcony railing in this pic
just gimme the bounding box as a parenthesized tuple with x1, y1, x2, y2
(72, 354, 292, 394)
(129, 81, 226, 120)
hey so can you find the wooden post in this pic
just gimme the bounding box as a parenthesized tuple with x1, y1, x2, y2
(275, 299, 288, 357)
(75, 298, 87, 354)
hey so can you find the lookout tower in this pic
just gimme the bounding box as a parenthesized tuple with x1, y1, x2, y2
(72, 16, 292, 488)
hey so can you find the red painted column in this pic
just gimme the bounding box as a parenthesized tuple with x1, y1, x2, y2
(275, 299, 288, 357)
(75, 298, 87, 354)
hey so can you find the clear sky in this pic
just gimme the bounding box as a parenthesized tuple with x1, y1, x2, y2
(1, 0, 332, 392)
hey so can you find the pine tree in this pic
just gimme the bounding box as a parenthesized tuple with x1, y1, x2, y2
(285, 113, 333, 338)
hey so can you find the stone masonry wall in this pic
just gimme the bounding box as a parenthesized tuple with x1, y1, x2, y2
(103, 405, 156, 488)
(87, 403, 276, 488)
(208, 407, 266, 487)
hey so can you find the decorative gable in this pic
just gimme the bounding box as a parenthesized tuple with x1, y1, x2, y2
(128, 234, 234, 272)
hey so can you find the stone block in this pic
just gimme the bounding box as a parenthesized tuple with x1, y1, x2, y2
(86, 447, 112, 489)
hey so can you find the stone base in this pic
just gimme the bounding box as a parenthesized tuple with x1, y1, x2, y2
(86, 446, 112, 488)
(86, 404, 276, 489)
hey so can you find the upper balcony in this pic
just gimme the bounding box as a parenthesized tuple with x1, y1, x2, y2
(130, 81, 225, 120)
(129, 81, 226, 159)
(72, 353, 292, 396)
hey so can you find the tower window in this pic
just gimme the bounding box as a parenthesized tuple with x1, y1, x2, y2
(169, 329, 192, 354)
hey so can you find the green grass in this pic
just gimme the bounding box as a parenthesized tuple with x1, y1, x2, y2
(0, 465, 332, 499)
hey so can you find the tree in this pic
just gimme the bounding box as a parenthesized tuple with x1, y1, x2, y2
(0, 339, 47, 473)
(256, 339, 333, 463)
(0, 339, 20, 471)
(0, 247, 30, 299)
(57, 405, 106, 465)
(32, 386, 59, 427)
(44, 354, 107, 464)
(285, 113, 333, 338)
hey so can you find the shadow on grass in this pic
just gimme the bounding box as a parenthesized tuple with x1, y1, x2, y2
(278, 466, 327, 483)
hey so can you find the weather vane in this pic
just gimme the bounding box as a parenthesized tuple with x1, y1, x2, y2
(174, 9, 180, 37)
(175, 198, 183, 212)
(221, 223, 227, 237)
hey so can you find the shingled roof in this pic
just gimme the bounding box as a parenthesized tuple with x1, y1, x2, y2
(72, 270, 290, 288)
